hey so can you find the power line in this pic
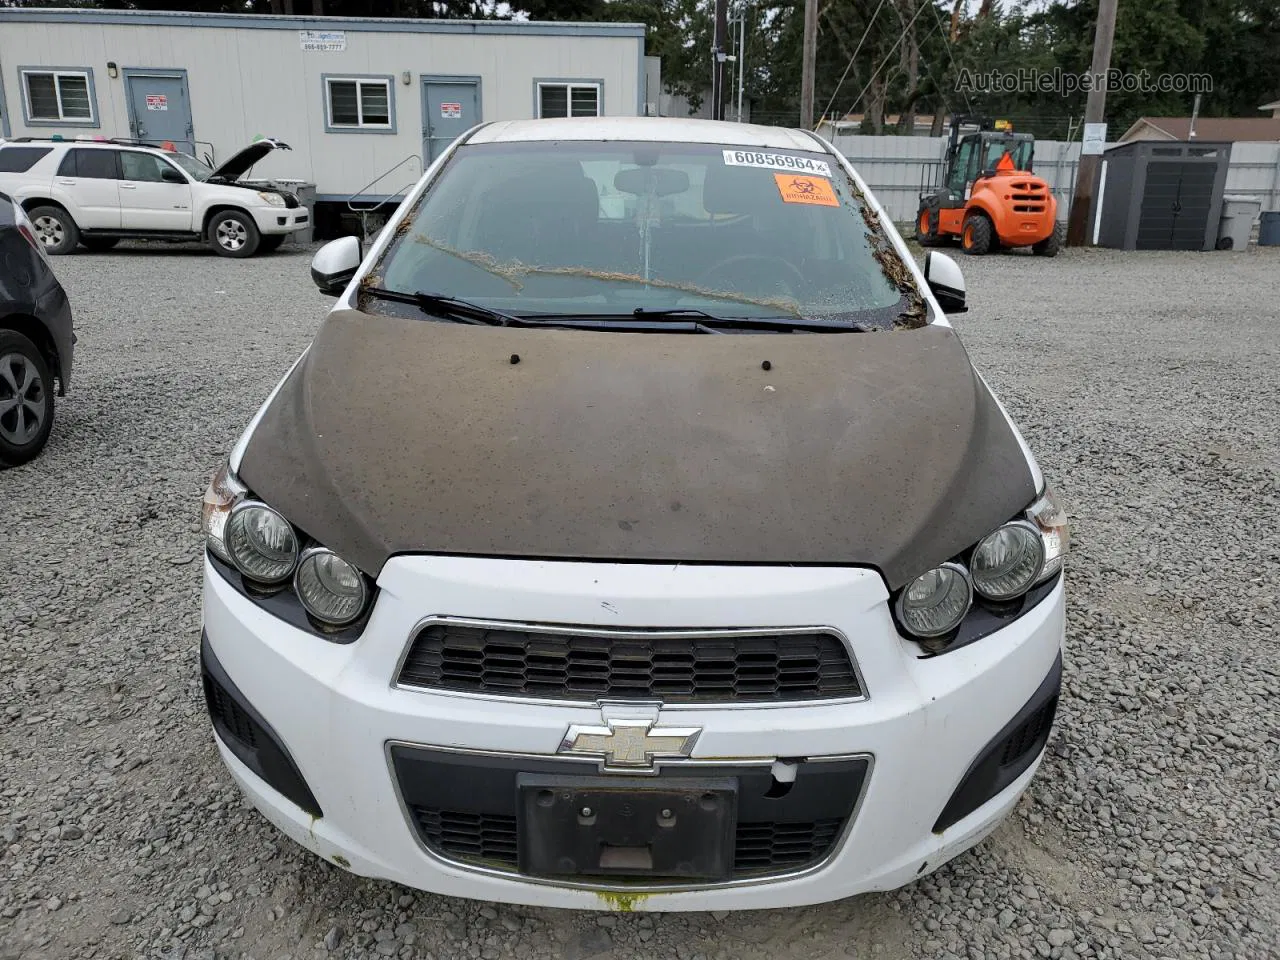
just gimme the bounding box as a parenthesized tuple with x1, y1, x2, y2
(843, 0, 930, 120)
(926, 0, 973, 113)
(817, 0, 889, 127)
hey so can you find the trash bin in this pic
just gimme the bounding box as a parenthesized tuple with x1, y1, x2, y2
(1216, 195, 1261, 251)
(1260, 210, 1280, 247)
(270, 179, 316, 243)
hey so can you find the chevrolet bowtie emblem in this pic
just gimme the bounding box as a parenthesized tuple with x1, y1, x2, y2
(559, 718, 701, 771)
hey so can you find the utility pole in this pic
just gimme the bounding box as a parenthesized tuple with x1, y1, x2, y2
(800, 0, 818, 128)
(1066, 0, 1118, 246)
(712, 0, 729, 121)
(737, 7, 747, 122)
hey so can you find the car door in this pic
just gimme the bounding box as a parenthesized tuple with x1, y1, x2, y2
(118, 150, 193, 232)
(53, 149, 122, 229)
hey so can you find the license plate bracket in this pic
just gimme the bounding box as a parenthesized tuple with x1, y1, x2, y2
(516, 774, 737, 880)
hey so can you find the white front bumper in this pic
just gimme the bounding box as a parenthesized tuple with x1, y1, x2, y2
(202, 555, 1064, 910)
(249, 207, 310, 234)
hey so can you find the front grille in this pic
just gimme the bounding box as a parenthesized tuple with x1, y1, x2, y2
(733, 819, 844, 873)
(409, 805, 843, 878)
(397, 620, 861, 703)
(1000, 695, 1057, 767)
(416, 807, 518, 864)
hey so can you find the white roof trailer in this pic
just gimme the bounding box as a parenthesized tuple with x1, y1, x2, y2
(0, 8, 647, 201)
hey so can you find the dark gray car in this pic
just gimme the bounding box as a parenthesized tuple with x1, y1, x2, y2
(0, 190, 74, 466)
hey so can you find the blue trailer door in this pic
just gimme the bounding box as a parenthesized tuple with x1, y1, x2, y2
(422, 78, 480, 163)
(124, 71, 194, 151)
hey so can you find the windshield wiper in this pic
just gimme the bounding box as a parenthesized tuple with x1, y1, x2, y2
(362, 287, 531, 327)
(631, 308, 871, 333)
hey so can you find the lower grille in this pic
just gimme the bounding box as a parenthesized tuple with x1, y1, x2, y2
(1000, 696, 1057, 767)
(392, 746, 868, 884)
(201, 632, 323, 818)
(733, 819, 844, 872)
(205, 677, 258, 749)
(397, 619, 862, 703)
(416, 808, 518, 864)
(410, 805, 844, 878)
(933, 654, 1061, 833)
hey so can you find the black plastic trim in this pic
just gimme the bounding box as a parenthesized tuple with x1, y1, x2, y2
(206, 550, 370, 643)
(390, 746, 868, 881)
(932, 652, 1061, 833)
(200, 630, 323, 818)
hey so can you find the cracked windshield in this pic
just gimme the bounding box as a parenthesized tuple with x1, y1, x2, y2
(372, 140, 917, 329)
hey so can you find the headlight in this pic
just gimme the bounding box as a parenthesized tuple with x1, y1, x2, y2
(895, 562, 973, 638)
(970, 521, 1045, 601)
(225, 501, 299, 584)
(1027, 485, 1070, 582)
(201, 459, 247, 564)
(294, 548, 369, 626)
(257, 191, 286, 207)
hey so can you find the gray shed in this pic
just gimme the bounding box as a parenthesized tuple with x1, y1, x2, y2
(1093, 140, 1232, 250)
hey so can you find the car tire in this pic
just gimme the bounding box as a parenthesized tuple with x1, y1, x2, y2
(1033, 222, 1065, 257)
(28, 205, 80, 256)
(208, 210, 261, 258)
(961, 214, 993, 256)
(0, 330, 55, 467)
(258, 234, 287, 253)
(81, 236, 120, 252)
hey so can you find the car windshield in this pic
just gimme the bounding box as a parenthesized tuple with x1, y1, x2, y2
(167, 152, 212, 182)
(371, 140, 923, 329)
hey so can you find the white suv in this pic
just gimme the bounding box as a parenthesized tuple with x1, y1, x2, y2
(0, 137, 310, 258)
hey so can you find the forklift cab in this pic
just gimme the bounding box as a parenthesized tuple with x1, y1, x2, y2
(944, 133, 1035, 200)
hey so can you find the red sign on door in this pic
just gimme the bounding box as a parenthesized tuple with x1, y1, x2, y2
(145, 94, 168, 111)
(440, 102, 462, 120)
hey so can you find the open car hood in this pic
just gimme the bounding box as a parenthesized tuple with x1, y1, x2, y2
(210, 138, 291, 181)
(238, 312, 1038, 589)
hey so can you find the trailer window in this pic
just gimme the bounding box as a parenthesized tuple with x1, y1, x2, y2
(21, 69, 96, 125)
(537, 82, 601, 119)
(324, 77, 393, 131)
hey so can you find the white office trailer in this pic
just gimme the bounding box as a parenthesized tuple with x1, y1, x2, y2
(0, 8, 648, 232)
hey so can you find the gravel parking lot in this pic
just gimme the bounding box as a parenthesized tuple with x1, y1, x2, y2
(1, 238, 1278, 960)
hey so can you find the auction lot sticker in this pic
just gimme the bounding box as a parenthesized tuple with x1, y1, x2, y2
(723, 149, 831, 178)
(774, 173, 839, 207)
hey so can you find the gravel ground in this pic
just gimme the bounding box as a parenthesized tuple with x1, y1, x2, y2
(1, 238, 1278, 960)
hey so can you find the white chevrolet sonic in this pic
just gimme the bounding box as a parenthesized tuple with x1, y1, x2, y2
(199, 117, 1068, 911)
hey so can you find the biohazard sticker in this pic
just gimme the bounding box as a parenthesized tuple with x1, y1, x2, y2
(774, 173, 838, 207)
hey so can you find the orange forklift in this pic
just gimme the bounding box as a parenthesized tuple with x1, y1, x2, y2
(916, 117, 1063, 256)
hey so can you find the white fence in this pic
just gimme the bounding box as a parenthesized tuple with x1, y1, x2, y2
(830, 135, 1280, 224)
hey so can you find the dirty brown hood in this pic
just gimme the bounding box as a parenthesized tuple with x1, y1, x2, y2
(239, 310, 1038, 590)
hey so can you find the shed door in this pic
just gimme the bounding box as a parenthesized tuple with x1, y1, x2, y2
(423, 80, 479, 163)
(1137, 160, 1215, 250)
(125, 73, 194, 151)
(1169, 164, 1216, 249)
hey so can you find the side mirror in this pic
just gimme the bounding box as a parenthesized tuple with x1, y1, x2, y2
(310, 235, 362, 296)
(923, 251, 967, 314)
(160, 166, 186, 184)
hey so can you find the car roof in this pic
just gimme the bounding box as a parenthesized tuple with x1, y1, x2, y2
(1, 138, 166, 152)
(467, 117, 832, 152)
